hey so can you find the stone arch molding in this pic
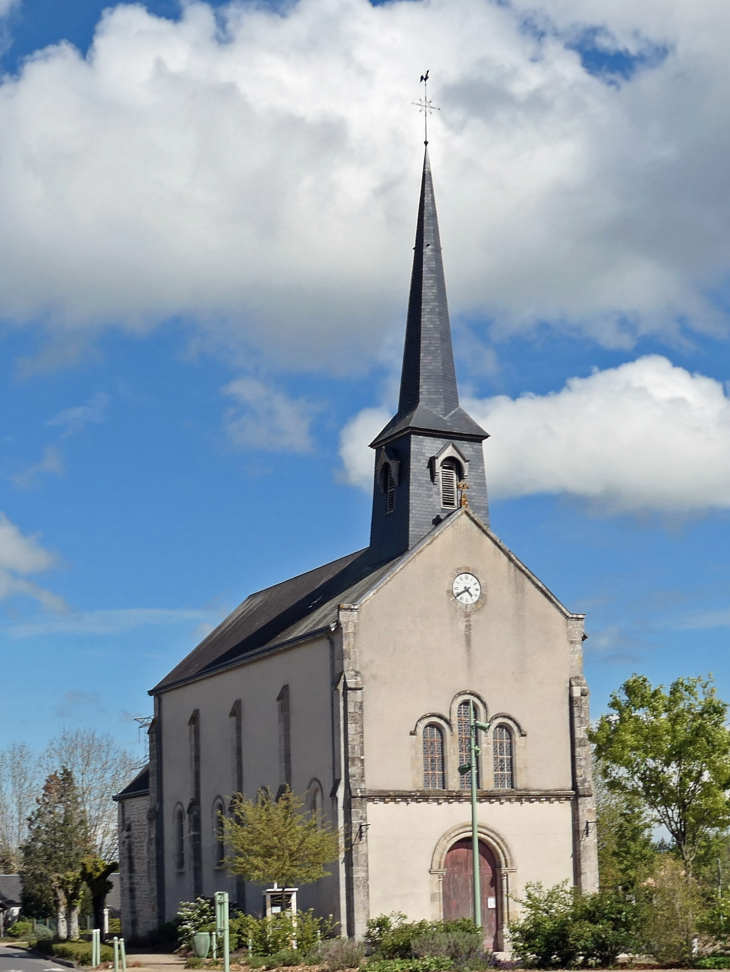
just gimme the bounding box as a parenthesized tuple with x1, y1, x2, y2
(430, 822, 515, 873)
(450, 690, 488, 722)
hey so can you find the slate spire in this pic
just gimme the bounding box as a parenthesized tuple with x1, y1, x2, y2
(372, 149, 487, 447)
(398, 145, 459, 418)
(367, 147, 490, 558)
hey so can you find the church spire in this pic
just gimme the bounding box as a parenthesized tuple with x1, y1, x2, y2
(398, 146, 459, 418)
(367, 146, 490, 559)
(371, 148, 487, 448)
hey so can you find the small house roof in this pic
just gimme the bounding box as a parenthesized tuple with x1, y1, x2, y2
(113, 764, 150, 801)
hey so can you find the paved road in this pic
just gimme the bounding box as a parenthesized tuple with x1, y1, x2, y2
(0, 945, 66, 972)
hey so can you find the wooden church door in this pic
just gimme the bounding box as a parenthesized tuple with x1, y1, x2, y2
(442, 838, 499, 949)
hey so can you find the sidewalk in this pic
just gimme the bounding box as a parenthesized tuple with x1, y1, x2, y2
(125, 952, 186, 972)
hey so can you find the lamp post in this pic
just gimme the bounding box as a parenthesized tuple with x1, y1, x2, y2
(458, 701, 490, 928)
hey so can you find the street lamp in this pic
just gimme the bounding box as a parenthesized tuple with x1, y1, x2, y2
(458, 700, 490, 929)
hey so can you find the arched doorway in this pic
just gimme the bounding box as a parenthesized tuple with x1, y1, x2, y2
(442, 839, 499, 949)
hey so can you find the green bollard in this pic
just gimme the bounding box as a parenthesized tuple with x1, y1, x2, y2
(113, 937, 119, 972)
(214, 891, 229, 972)
(120, 938, 127, 972)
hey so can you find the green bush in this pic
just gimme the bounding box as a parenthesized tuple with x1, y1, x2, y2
(230, 910, 335, 956)
(636, 858, 707, 966)
(184, 960, 205, 969)
(268, 949, 305, 966)
(32, 924, 54, 941)
(509, 882, 638, 969)
(307, 938, 365, 970)
(34, 940, 113, 965)
(411, 930, 485, 970)
(696, 958, 730, 969)
(365, 915, 481, 963)
(366, 960, 454, 972)
(7, 920, 33, 939)
(109, 917, 122, 934)
(178, 898, 217, 950)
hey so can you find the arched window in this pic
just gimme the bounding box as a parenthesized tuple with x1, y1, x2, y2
(308, 780, 323, 826)
(457, 700, 480, 789)
(422, 724, 445, 789)
(213, 799, 225, 867)
(440, 459, 461, 509)
(174, 806, 185, 870)
(493, 725, 514, 789)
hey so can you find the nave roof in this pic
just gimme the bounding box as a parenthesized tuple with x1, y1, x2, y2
(151, 547, 401, 693)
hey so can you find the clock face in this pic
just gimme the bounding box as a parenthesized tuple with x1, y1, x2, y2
(453, 573, 481, 605)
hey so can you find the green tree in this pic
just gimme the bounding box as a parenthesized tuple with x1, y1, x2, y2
(594, 762, 656, 890)
(80, 856, 119, 936)
(21, 768, 90, 938)
(221, 787, 340, 888)
(591, 674, 730, 875)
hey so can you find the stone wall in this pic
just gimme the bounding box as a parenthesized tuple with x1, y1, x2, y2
(118, 793, 157, 940)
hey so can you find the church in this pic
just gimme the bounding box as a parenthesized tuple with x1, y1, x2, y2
(115, 146, 599, 950)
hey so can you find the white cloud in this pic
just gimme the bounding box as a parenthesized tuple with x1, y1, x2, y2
(338, 406, 390, 488)
(1, 0, 730, 364)
(340, 357, 730, 514)
(4, 606, 216, 638)
(0, 512, 66, 612)
(46, 392, 109, 436)
(0, 511, 56, 572)
(223, 377, 314, 452)
(11, 445, 65, 488)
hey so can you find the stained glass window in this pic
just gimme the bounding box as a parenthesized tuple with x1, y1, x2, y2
(423, 724, 445, 789)
(458, 701, 479, 789)
(493, 725, 514, 789)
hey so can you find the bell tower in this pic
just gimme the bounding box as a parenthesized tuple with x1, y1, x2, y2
(368, 148, 489, 562)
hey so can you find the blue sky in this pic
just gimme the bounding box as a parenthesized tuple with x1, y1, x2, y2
(2, 0, 730, 763)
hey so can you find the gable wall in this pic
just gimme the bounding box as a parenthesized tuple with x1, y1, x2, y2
(357, 513, 575, 792)
(157, 634, 339, 921)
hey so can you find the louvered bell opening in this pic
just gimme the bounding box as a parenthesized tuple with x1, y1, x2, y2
(440, 460, 459, 509)
(386, 466, 396, 514)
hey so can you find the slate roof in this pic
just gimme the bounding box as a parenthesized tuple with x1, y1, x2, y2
(371, 147, 487, 449)
(152, 548, 402, 693)
(113, 764, 150, 801)
(0, 875, 21, 907)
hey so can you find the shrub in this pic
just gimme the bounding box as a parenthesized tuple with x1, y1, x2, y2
(178, 898, 217, 950)
(366, 960, 454, 972)
(411, 929, 486, 970)
(637, 858, 707, 966)
(509, 882, 638, 969)
(696, 959, 730, 969)
(32, 924, 54, 941)
(34, 940, 114, 965)
(365, 915, 483, 963)
(231, 910, 336, 956)
(307, 937, 365, 970)
(185, 960, 205, 969)
(7, 920, 33, 939)
(109, 918, 122, 934)
(268, 949, 305, 966)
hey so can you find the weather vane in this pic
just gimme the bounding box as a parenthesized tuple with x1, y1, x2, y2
(413, 70, 440, 145)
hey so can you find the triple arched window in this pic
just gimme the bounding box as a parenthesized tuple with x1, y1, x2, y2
(418, 705, 518, 790)
(422, 724, 445, 789)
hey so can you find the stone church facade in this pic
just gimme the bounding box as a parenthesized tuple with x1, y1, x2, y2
(116, 148, 598, 947)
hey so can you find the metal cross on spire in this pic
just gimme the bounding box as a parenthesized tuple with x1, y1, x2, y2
(412, 70, 440, 145)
